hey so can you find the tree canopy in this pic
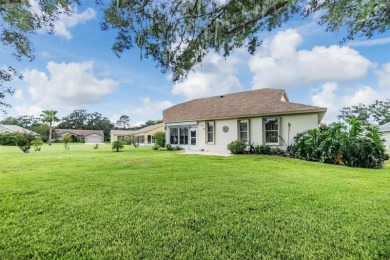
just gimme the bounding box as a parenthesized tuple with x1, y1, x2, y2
(1, 0, 389, 112)
(338, 99, 390, 125)
(1, 0, 78, 113)
(102, 0, 390, 82)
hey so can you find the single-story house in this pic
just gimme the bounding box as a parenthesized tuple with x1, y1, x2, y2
(379, 122, 390, 151)
(163, 88, 327, 153)
(56, 129, 104, 144)
(110, 123, 164, 145)
(0, 124, 40, 138)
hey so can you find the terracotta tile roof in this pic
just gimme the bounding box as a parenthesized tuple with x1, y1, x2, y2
(163, 88, 326, 122)
(56, 129, 104, 137)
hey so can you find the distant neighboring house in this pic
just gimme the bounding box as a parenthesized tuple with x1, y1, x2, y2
(56, 129, 104, 144)
(0, 124, 40, 138)
(110, 123, 164, 145)
(379, 122, 390, 151)
(163, 88, 327, 153)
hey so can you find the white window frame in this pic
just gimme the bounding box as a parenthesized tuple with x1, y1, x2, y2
(264, 117, 280, 145)
(238, 119, 249, 143)
(206, 121, 215, 144)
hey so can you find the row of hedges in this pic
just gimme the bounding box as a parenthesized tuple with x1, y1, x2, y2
(290, 119, 387, 168)
(227, 141, 284, 155)
(227, 119, 388, 169)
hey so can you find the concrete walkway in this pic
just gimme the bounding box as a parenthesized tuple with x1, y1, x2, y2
(179, 150, 232, 157)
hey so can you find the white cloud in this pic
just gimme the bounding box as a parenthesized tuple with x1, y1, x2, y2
(249, 29, 374, 89)
(14, 105, 43, 117)
(377, 62, 390, 90)
(341, 86, 379, 108)
(29, 0, 96, 40)
(130, 97, 174, 117)
(53, 7, 96, 40)
(23, 61, 118, 109)
(14, 89, 24, 100)
(112, 97, 174, 125)
(347, 37, 390, 47)
(172, 52, 243, 100)
(311, 83, 388, 123)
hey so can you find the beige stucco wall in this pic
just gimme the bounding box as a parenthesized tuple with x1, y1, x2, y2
(111, 125, 165, 144)
(382, 132, 390, 151)
(196, 113, 320, 153)
(140, 125, 165, 145)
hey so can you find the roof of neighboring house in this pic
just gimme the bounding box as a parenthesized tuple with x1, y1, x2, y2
(163, 88, 327, 122)
(0, 124, 40, 136)
(379, 122, 390, 132)
(110, 123, 164, 136)
(56, 129, 104, 137)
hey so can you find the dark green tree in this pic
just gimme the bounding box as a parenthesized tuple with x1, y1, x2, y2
(58, 109, 88, 130)
(102, 0, 390, 81)
(41, 110, 60, 143)
(116, 115, 130, 129)
(1, 0, 389, 112)
(338, 99, 390, 125)
(1, 0, 78, 113)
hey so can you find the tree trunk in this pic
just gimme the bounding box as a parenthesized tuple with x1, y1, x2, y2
(49, 122, 52, 143)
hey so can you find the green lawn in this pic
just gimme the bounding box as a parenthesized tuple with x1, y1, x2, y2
(1, 144, 389, 259)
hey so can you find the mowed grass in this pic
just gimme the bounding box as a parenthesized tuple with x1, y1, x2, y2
(0, 144, 389, 259)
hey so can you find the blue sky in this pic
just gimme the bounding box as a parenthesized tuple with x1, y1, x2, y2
(1, 2, 389, 126)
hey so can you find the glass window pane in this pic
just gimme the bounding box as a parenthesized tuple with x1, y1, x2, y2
(180, 127, 188, 145)
(265, 118, 278, 131)
(208, 133, 213, 143)
(170, 128, 178, 144)
(240, 121, 247, 131)
(240, 132, 247, 142)
(266, 131, 278, 143)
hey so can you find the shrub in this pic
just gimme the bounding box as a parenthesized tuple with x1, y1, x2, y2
(290, 119, 386, 168)
(247, 143, 255, 154)
(124, 136, 133, 145)
(165, 143, 173, 151)
(173, 145, 183, 151)
(254, 144, 271, 155)
(0, 132, 18, 146)
(112, 141, 125, 152)
(227, 140, 247, 154)
(14, 133, 35, 153)
(31, 139, 44, 151)
(152, 144, 160, 150)
(154, 131, 166, 147)
(270, 148, 284, 155)
(63, 134, 71, 150)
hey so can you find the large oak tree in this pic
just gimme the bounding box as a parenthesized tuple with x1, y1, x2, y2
(1, 0, 389, 112)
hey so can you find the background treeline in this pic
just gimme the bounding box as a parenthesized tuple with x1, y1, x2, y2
(0, 109, 161, 142)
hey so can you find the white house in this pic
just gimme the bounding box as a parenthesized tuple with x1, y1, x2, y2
(163, 88, 327, 153)
(379, 122, 390, 151)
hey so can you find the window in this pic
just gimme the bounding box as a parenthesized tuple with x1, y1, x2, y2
(265, 118, 279, 144)
(239, 120, 249, 142)
(170, 128, 178, 144)
(179, 127, 188, 145)
(151, 136, 156, 144)
(206, 121, 214, 143)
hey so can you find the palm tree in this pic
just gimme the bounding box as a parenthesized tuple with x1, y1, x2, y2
(41, 110, 60, 143)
